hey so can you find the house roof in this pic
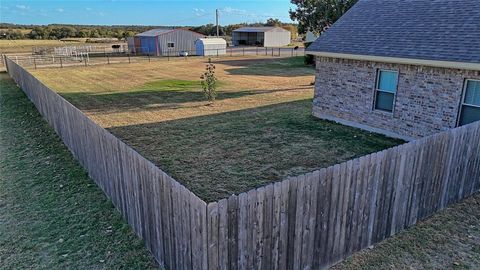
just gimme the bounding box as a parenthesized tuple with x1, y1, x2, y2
(307, 0, 480, 67)
(136, 28, 203, 37)
(233, 26, 287, 33)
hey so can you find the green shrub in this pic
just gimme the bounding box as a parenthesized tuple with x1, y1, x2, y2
(303, 42, 315, 66)
(200, 58, 218, 103)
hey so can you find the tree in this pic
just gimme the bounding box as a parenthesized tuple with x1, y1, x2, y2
(289, 0, 358, 34)
(200, 59, 218, 103)
(266, 18, 282, 26)
(281, 25, 298, 39)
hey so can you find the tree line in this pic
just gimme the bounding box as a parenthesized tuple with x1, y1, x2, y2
(0, 19, 298, 40)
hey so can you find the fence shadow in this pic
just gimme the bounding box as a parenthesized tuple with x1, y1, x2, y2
(59, 86, 314, 113)
(213, 57, 315, 77)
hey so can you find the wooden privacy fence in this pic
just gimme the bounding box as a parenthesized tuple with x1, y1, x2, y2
(5, 56, 209, 270)
(6, 56, 480, 270)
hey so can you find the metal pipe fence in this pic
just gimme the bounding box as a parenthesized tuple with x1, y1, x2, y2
(3, 46, 306, 70)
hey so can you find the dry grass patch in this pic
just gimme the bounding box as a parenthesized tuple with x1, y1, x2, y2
(31, 57, 403, 201)
(31, 56, 314, 127)
(0, 39, 81, 54)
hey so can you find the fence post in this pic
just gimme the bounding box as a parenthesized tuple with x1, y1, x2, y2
(60, 57, 63, 68)
(84, 55, 88, 67)
(33, 57, 37, 69)
(256, 47, 258, 56)
(278, 48, 281, 56)
(3, 54, 9, 73)
(107, 54, 110, 64)
(243, 47, 245, 56)
(265, 47, 267, 56)
(217, 49, 219, 58)
(291, 48, 294, 57)
(230, 48, 233, 57)
(128, 54, 131, 63)
(271, 48, 274, 57)
(148, 54, 151, 62)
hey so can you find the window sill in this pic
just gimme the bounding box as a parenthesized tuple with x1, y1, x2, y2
(373, 109, 395, 117)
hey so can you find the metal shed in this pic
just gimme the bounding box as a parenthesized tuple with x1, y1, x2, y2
(195, 38, 227, 56)
(232, 27, 291, 47)
(132, 28, 204, 56)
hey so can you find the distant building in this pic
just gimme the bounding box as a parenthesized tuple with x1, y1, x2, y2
(305, 31, 319, 43)
(126, 37, 135, 53)
(307, 0, 480, 140)
(131, 28, 204, 56)
(195, 38, 227, 56)
(232, 27, 291, 47)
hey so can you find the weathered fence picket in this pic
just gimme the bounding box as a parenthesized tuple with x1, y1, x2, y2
(6, 56, 480, 270)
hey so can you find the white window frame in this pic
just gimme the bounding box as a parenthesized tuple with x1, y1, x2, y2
(457, 79, 480, 127)
(373, 69, 399, 113)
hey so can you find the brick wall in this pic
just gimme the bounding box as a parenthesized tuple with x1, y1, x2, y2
(313, 57, 480, 140)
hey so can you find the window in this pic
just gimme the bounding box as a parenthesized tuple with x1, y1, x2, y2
(167, 42, 175, 48)
(374, 70, 399, 112)
(459, 79, 480, 126)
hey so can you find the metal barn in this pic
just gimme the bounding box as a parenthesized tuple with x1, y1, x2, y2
(232, 27, 291, 47)
(132, 28, 204, 56)
(195, 38, 227, 56)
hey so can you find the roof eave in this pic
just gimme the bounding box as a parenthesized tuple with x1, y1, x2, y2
(306, 51, 480, 71)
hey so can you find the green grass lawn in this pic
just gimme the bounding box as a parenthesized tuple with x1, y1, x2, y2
(0, 73, 158, 269)
(108, 99, 404, 202)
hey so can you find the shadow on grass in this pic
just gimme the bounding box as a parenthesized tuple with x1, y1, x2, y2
(60, 86, 313, 113)
(106, 99, 404, 202)
(213, 56, 315, 77)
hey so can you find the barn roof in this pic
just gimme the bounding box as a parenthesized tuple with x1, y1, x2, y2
(233, 26, 288, 33)
(136, 28, 174, 37)
(196, 38, 227, 45)
(136, 28, 203, 37)
(307, 0, 480, 66)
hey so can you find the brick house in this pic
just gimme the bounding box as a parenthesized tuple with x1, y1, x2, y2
(306, 0, 480, 140)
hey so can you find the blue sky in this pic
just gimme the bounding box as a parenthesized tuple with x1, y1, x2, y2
(0, 0, 295, 26)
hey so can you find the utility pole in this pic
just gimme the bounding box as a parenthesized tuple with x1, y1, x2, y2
(216, 9, 219, 37)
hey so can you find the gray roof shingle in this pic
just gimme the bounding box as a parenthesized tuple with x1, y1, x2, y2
(307, 0, 480, 64)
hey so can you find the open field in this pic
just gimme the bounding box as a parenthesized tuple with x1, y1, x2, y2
(31, 56, 404, 201)
(0, 39, 82, 54)
(3, 70, 479, 269)
(0, 73, 158, 269)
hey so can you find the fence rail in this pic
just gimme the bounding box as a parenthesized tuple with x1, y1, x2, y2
(5, 55, 480, 270)
(3, 47, 306, 70)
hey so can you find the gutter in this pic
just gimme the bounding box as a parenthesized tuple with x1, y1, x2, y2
(306, 51, 480, 71)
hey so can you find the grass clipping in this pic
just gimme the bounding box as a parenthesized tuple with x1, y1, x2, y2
(200, 58, 218, 103)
